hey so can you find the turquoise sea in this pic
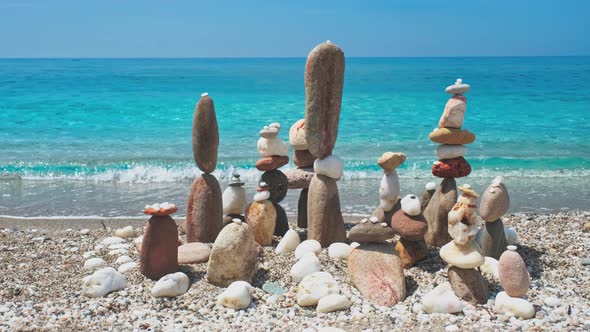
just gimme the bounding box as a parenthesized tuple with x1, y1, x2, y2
(0, 57, 589, 217)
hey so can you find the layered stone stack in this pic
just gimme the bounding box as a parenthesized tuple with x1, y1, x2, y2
(495, 245, 534, 319)
(245, 182, 277, 246)
(286, 119, 316, 228)
(439, 185, 488, 304)
(424, 79, 476, 247)
(391, 194, 428, 268)
(186, 93, 223, 243)
(140, 203, 179, 280)
(477, 176, 511, 259)
(305, 41, 347, 247)
(222, 173, 247, 225)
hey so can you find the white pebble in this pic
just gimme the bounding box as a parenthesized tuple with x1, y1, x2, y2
(275, 230, 300, 254)
(290, 254, 321, 283)
(83, 257, 106, 270)
(328, 242, 353, 260)
(294, 240, 322, 260)
(217, 281, 253, 310)
(313, 155, 344, 180)
(316, 294, 351, 313)
(253, 191, 270, 202)
(544, 296, 561, 307)
(82, 267, 126, 298)
(151, 272, 190, 298)
(425, 181, 436, 191)
(401, 194, 421, 216)
(117, 262, 137, 274)
(114, 226, 136, 239)
(115, 255, 133, 265)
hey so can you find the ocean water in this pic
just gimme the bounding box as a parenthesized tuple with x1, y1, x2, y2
(0, 57, 589, 217)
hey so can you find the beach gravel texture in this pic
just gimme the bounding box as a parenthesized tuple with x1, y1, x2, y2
(0, 212, 589, 331)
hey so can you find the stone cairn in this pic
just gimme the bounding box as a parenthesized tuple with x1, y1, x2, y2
(424, 79, 475, 247)
(477, 176, 511, 259)
(304, 41, 347, 247)
(496, 245, 534, 319)
(439, 185, 489, 304)
(222, 173, 247, 225)
(140, 203, 179, 280)
(186, 92, 223, 243)
(391, 194, 429, 268)
(285, 119, 315, 228)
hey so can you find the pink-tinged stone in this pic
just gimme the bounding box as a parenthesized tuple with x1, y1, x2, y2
(438, 95, 466, 129)
(307, 174, 346, 247)
(192, 94, 219, 174)
(498, 246, 530, 297)
(140, 215, 179, 280)
(186, 174, 223, 243)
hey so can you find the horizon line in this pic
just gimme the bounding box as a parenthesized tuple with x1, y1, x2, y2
(1, 55, 589, 60)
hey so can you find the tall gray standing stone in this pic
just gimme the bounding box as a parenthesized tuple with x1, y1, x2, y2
(307, 174, 346, 247)
(423, 178, 457, 247)
(192, 93, 219, 174)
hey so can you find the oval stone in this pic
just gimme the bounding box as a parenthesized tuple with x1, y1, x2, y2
(479, 177, 510, 222)
(390, 209, 428, 241)
(293, 149, 316, 168)
(245, 201, 277, 246)
(289, 119, 308, 150)
(435, 144, 467, 159)
(438, 95, 466, 129)
(429, 127, 476, 145)
(498, 247, 530, 297)
(192, 94, 219, 174)
(432, 157, 472, 178)
(186, 174, 223, 243)
(255, 156, 289, 171)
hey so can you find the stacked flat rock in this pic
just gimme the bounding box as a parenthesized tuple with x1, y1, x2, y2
(305, 41, 347, 247)
(287, 119, 316, 228)
(245, 182, 277, 246)
(254, 123, 289, 236)
(140, 203, 179, 280)
(476, 176, 511, 259)
(439, 185, 488, 304)
(348, 152, 404, 244)
(186, 93, 223, 243)
(391, 194, 428, 268)
(429, 79, 475, 179)
(222, 173, 247, 226)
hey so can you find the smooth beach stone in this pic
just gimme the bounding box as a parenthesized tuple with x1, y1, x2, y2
(207, 222, 258, 287)
(192, 94, 219, 174)
(297, 188, 309, 228)
(313, 155, 344, 180)
(424, 178, 457, 247)
(479, 176, 510, 222)
(253, 190, 270, 202)
(480, 256, 500, 280)
(114, 225, 136, 239)
(151, 272, 190, 298)
(290, 253, 322, 283)
(448, 266, 489, 304)
(328, 242, 354, 260)
(294, 149, 316, 168)
(82, 267, 126, 298)
(275, 229, 300, 254)
(100, 236, 125, 246)
(217, 281, 254, 310)
(347, 220, 394, 243)
(261, 170, 288, 204)
(296, 272, 340, 307)
(222, 185, 247, 216)
(245, 201, 277, 246)
(379, 170, 400, 201)
(259, 125, 279, 139)
(505, 226, 519, 245)
(543, 296, 562, 307)
(390, 209, 428, 241)
(84, 257, 106, 270)
(304, 41, 345, 159)
(273, 203, 289, 237)
(284, 167, 314, 190)
(307, 174, 347, 247)
(420, 182, 437, 211)
(479, 219, 509, 260)
(377, 152, 406, 174)
(348, 244, 405, 306)
(395, 238, 428, 268)
(316, 294, 352, 313)
(115, 255, 133, 265)
(223, 214, 245, 227)
(118, 262, 137, 274)
(255, 156, 289, 171)
(498, 246, 531, 297)
(435, 144, 467, 160)
(438, 95, 467, 129)
(400, 194, 421, 216)
(289, 119, 308, 150)
(445, 79, 471, 95)
(140, 215, 179, 280)
(178, 242, 211, 264)
(257, 126, 289, 157)
(429, 127, 476, 145)
(439, 240, 485, 269)
(186, 174, 223, 243)
(432, 157, 472, 178)
(295, 239, 322, 260)
(379, 199, 395, 211)
(422, 282, 464, 314)
(448, 186, 480, 245)
(494, 291, 535, 319)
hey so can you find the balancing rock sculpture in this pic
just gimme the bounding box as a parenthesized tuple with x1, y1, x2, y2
(495, 245, 534, 319)
(476, 176, 511, 259)
(222, 173, 247, 225)
(140, 203, 179, 280)
(391, 194, 428, 268)
(186, 93, 223, 243)
(245, 182, 277, 246)
(305, 41, 347, 247)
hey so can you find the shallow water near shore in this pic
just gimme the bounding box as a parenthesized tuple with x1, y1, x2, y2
(1, 57, 589, 217)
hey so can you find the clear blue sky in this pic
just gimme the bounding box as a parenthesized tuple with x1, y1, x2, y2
(1, 0, 588, 57)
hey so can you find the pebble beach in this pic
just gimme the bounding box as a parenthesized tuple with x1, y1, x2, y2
(1, 211, 589, 332)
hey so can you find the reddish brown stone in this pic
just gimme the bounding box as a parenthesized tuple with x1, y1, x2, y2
(390, 210, 428, 241)
(293, 149, 316, 167)
(432, 156, 472, 178)
(140, 215, 179, 280)
(192, 94, 219, 174)
(307, 174, 346, 247)
(255, 156, 289, 171)
(448, 266, 489, 304)
(395, 238, 428, 268)
(186, 174, 223, 243)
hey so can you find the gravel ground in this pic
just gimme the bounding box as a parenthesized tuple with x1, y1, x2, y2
(0, 211, 589, 331)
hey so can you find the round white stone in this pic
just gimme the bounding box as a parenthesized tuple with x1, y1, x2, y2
(222, 186, 247, 215)
(316, 294, 351, 313)
(117, 262, 137, 274)
(422, 282, 463, 314)
(425, 181, 436, 191)
(504, 227, 519, 245)
(151, 272, 190, 298)
(327, 242, 352, 260)
(401, 194, 421, 216)
(543, 296, 561, 307)
(257, 137, 289, 157)
(313, 155, 344, 180)
(253, 191, 270, 202)
(296, 272, 340, 307)
(217, 281, 252, 310)
(435, 144, 467, 159)
(82, 267, 126, 298)
(100, 236, 125, 246)
(84, 257, 106, 270)
(379, 171, 400, 201)
(439, 240, 484, 268)
(290, 254, 321, 283)
(115, 255, 133, 265)
(294, 240, 322, 260)
(494, 291, 535, 319)
(275, 230, 301, 254)
(114, 226, 136, 239)
(480, 256, 499, 280)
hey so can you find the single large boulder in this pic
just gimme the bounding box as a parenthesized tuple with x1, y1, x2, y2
(423, 178, 457, 247)
(307, 174, 346, 247)
(207, 221, 259, 287)
(186, 174, 223, 243)
(348, 244, 405, 306)
(192, 93, 219, 174)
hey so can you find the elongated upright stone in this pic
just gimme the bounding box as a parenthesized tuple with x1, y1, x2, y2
(479, 176, 511, 259)
(186, 174, 223, 243)
(140, 215, 178, 280)
(192, 93, 219, 174)
(297, 188, 308, 228)
(304, 41, 345, 159)
(307, 174, 346, 247)
(424, 178, 457, 247)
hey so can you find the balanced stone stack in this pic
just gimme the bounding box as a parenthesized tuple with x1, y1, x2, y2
(222, 173, 247, 225)
(439, 185, 488, 304)
(304, 41, 347, 247)
(286, 119, 316, 228)
(186, 93, 223, 243)
(495, 245, 534, 319)
(390, 194, 428, 268)
(140, 203, 179, 280)
(477, 176, 511, 259)
(424, 79, 475, 247)
(245, 182, 277, 246)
